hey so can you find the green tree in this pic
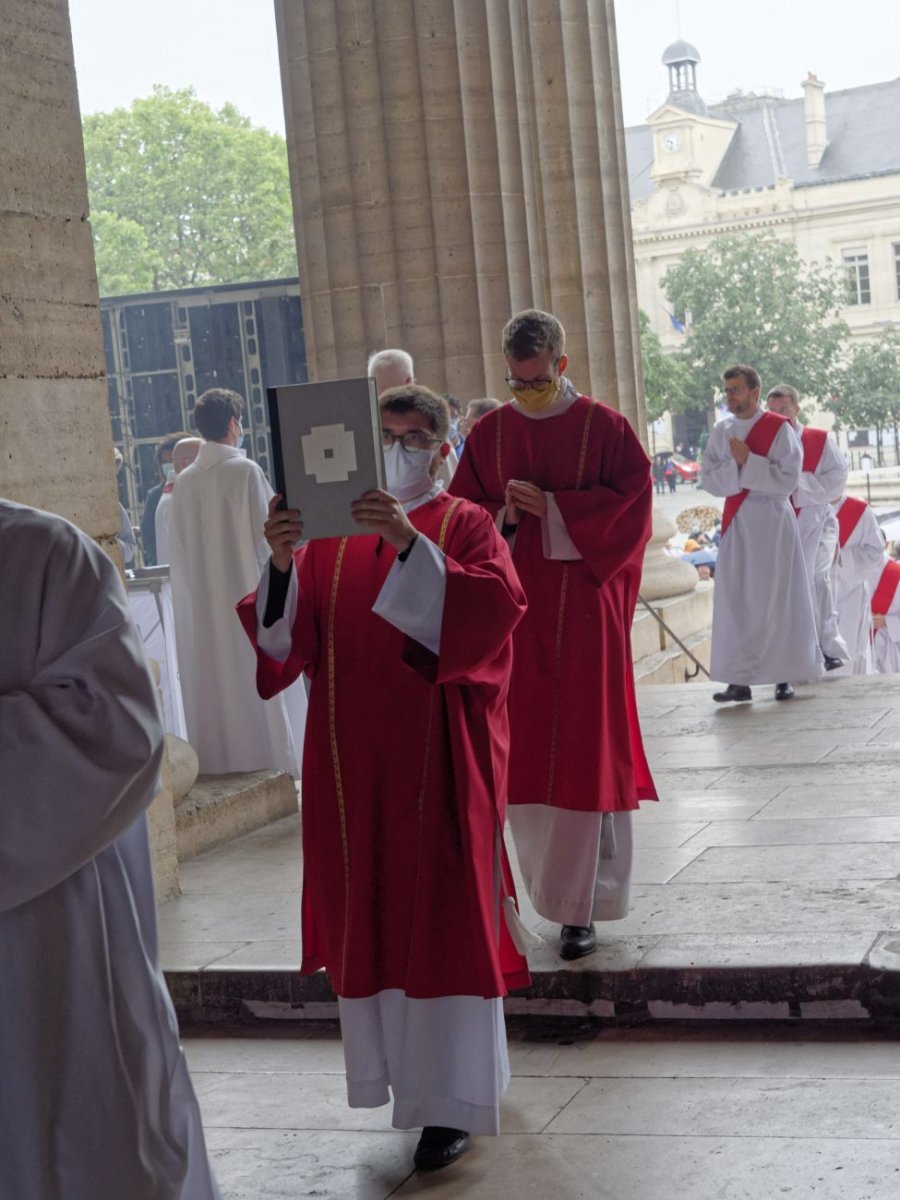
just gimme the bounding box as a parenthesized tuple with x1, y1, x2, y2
(661, 232, 849, 404)
(82, 87, 297, 295)
(828, 329, 900, 464)
(638, 309, 692, 422)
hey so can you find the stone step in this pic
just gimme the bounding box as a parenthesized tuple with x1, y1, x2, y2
(176, 770, 298, 861)
(634, 630, 711, 686)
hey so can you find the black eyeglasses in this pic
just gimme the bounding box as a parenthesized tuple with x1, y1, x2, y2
(382, 430, 441, 452)
(505, 375, 555, 392)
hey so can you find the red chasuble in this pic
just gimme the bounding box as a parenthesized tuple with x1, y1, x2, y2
(236, 492, 530, 1000)
(450, 395, 656, 814)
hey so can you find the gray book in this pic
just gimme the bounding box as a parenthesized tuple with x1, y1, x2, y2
(269, 377, 385, 539)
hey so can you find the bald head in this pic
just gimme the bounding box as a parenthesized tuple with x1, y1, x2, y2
(367, 348, 414, 395)
(173, 437, 203, 474)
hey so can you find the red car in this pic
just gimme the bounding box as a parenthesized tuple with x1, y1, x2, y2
(669, 452, 700, 483)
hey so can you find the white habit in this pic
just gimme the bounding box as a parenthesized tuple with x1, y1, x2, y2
(155, 485, 174, 564)
(832, 497, 885, 675)
(792, 428, 849, 663)
(872, 558, 900, 674)
(0, 499, 219, 1199)
(701, 411, 820, 685)
(255, 484, 509, 1134)
(170, 441, 303, 775)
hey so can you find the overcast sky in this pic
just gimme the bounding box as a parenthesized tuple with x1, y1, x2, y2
(69, 0, 899, 134)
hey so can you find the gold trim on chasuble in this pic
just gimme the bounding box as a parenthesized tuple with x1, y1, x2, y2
(327, 500, 463, 985)
(546, 400, 596, 806)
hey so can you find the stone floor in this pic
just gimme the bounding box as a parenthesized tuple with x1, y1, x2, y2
(160, 673, 900, 1021)
(186, 1023, 900, 1198)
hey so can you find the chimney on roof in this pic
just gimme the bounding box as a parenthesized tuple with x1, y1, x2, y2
(802, 72, 827, 168)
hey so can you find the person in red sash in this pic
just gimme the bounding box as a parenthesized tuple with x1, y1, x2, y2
(871, 556, 900, 673)
(832, 493, 884, 674)
(701, 365, 820, 701)
(236, 385, 529, 1172)
(449, 308, 656, 964)
(765, 385, 848, 670)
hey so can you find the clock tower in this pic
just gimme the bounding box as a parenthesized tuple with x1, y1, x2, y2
(647, 41, 737, 187)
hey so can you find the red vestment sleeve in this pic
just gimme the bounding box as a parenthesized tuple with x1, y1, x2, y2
(401, 505, 527, 684)
(552, 418, 653, 589)
(448, 439, 504, 519)
(235, 545, 320, 699)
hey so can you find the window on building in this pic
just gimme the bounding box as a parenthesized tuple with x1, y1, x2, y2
(894, 243, 900, 301)
(843, 249, 871, 306)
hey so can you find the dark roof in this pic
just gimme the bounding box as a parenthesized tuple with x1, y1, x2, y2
(624, 77, 900, 205)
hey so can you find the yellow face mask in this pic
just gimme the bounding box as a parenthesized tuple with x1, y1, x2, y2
(511, 377, 561, 413)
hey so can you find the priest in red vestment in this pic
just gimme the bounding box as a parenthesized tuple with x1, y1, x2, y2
(450, 309, 657, 963)
(237, 385, 529, 1172)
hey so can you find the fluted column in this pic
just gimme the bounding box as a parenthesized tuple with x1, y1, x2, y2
(276, 0, 647, 432)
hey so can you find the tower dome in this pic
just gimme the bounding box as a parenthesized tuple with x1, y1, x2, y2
(661, 40, 706, 115)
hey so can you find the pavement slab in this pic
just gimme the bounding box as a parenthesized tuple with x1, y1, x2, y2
(160, 675, 900, 1022)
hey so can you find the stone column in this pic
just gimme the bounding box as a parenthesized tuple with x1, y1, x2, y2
(277, 1, 649, 417)
(0, 0, 120, 546)
(1, 0, 183, 891)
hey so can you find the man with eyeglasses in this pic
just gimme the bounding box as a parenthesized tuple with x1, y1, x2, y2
(450, 308, 657, 964)
(701, 365, 820, 702)
(169, 387, 302, 776)
(765, 384, 849, 672)
(237, 384, 530, 1171)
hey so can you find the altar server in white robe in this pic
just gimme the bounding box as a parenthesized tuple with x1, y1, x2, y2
(871, 557, 900, 674)
(765, 384, 849, 669)
(701, 365, 820, 702)
(155, 435, 202, 566)
(170, 388, 303, 775)
(831, 494, 885, 675)
(0, 497, 220, 1200)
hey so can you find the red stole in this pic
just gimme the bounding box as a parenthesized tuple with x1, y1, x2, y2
(837, 496, 868, 548)
(800, 427, 828, 474)
(871, 559, 900, 615)
(721, 411, 789, 536)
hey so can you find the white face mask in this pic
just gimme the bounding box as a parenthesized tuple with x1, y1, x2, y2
(163, 464, 176, 484)
(384, 442, 435, 502)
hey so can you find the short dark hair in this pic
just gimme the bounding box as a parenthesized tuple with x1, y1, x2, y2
(723, 365, 761, 392)
(767, 383, 799, 405)
(379, 384, 450, 442)
(156, 430, 192, 464)
(193, 389, 244, 440)
(502, 309, 566, 363)
(443, 393, 462, 416)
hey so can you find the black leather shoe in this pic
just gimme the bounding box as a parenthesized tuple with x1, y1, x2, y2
(712, 684, 752, 703)
(559, 924, 597, 961)
(823, 655, 843, 672)
(774, 682, 795, 700)
(413, 1127, 470, 1171)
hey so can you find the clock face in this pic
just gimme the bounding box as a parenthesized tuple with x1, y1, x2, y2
(664, 132, 681, 152)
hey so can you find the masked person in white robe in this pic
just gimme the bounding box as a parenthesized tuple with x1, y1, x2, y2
(765, 385, 849, 670)
(170, 389, 304, 776)
(0, 498, 220, 1200)
(831, 494, 885, 675)
(155, 436, 202, 566)
(701, 365, 820, 702)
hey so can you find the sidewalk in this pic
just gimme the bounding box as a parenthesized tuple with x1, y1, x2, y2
(160, 673, 900, 1024)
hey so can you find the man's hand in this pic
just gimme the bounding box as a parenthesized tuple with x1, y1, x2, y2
(351, 489, 418, 552)
(729, 438, 750, 466)
(506, 480, 548, 517)
(873, 613, 888, 631)
(265, 495, 303, 572)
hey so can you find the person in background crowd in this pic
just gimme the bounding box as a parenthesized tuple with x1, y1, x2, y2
(140, 432, 189, 565)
